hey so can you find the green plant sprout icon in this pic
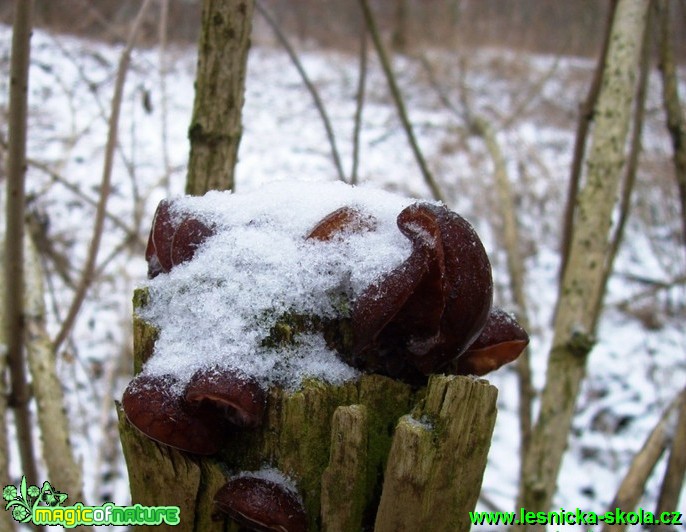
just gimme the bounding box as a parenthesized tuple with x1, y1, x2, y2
(3, 477, 67, 523)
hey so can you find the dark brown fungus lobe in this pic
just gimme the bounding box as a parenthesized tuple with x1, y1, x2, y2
(185, 367, 266, 429)
(145, 200, 214, 278)
(350, 202, 493, 382)
(122, 374, 224, 455)
(306, 206, 377, 241)
(214, 476, 307, 532)
(145, 200, 174, 277)
(451, 308, 529, 376)
(171, 216, 215, 267)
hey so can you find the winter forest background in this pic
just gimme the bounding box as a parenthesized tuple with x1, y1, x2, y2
(0, 0, 685, 530)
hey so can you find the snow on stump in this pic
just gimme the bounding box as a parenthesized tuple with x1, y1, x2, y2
(117, 182, 526, 531)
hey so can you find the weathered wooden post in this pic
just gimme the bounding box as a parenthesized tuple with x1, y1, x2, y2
(118, 295, 498, 531)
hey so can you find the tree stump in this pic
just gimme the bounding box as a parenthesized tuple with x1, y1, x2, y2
(118, 288, 498, 531)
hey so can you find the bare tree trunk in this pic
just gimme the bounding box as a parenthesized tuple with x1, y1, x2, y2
(595, 0, 653, 325)
(657, 0, 686, 247)
(4, 0, 39, 487)
(516, 0, 650, 525)
(654, 1, 686, 519)
(0, 223, 17, 532)
(158, 0, 172, 195)
(186, 0, 255, 195)
(558, 0, 617, 286)
(24, 233, 87, 508)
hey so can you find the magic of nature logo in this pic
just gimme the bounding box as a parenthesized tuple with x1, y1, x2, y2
(3, 476, 180, 527)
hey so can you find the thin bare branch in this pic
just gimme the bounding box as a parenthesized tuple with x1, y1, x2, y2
(601, 387, 685, 532)
(358, 0, 445, 202)
(350, 16, 368, 185)
(469, 114, 534, 460)
(255, 0, 346, 184)
(53, 0, 154, 352)
(0, 138, 141, 240)
(655, 387, 686, 521)
(442, 55, 535, 457)
(501, 53, 562, 130)
(417, 53, 464, 122)
(159, 0, 173, 195)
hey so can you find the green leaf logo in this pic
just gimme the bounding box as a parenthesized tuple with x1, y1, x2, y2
(3, 477, 33, 524)
(3, 476, 68, 524)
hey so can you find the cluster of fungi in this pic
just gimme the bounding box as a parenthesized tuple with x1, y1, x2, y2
(122, 199, 529, 531)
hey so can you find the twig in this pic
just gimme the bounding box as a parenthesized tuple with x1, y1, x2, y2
(255, 0, 346, 183)
(350, 15, 368, 185)
(478, 491, 504, 514)
(417, 53, 464, 122)
(444, 53, 535, 456)
(4, 0, 40, 488)
(48, 35, 141, 190)
(358, 0, 445, 202)
(470, 113, 534, 459)
(501, 53, 562, 130)
(54, 0, 154, 352)
(158, 0, 173, 195)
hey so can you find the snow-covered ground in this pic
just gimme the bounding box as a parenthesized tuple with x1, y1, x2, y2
(1, 24, 684, 529)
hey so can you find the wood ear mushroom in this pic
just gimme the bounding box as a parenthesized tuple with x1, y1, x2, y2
(450, 308, 529, 376)
(145, 200, 214, 278)
(121, 367, 267, 455)
(185, 367, 266, 429)
(347, 202, 494, 382)
(121, 373, 226, 455)
(213, 475, 307, 532)
(306, 206, 377, 241)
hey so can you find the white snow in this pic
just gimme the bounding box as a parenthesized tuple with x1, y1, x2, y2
(233, 466, 302, 501)
(140, 181, 417, 390)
